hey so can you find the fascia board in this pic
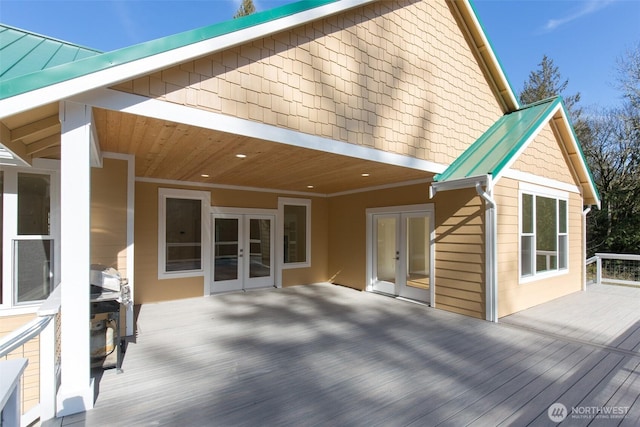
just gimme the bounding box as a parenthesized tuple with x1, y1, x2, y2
(0, 0, 375, 119)
(72, 87, 448, 175)
(551, 104, 601, 208)
(454, 0, 519, 112)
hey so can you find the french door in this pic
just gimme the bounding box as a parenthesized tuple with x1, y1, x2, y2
(212, 212, 275, 293)
(369, 206, 434, 303)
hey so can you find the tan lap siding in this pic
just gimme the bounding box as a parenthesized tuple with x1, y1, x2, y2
(327, 183, 431, 290)
(134, 181, 329, 303)
(495, 178, 584, 317)
(113, 0, 502, 165)
(1, 314, 39, 416)
(433, 188, 485, 319)
(91, 157, 129, 276)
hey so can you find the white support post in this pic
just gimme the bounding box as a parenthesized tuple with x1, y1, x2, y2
(476, 180, 498, 323)
(57, 101, 94, 416)
(596, 256, 602, 285)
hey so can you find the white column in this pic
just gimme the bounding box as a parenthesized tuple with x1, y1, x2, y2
(56, 101, 94, 416)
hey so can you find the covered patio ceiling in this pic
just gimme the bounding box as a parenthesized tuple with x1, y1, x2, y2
(2, 104, 434, 195)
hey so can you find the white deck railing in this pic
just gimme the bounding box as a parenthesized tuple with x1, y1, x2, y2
(0, 284, 61, 426)
(586, 253, 640, 287)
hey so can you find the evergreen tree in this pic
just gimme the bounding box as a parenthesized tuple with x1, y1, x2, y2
(520, 55, 588, 144)
(234, 0, 256, 18)
(520, 55, 581, 113)
(582, 43, 640, 255)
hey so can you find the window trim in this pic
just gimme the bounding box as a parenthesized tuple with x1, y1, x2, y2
(1, 162, 61, 312)
(518, 183, 569, 284)
(158, 188, 210, 280)
(278, 197, 311, 270)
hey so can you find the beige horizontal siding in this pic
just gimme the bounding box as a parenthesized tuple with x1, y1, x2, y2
(434, 187, 485, 319)
(1, 314, 39, 416)
(113, 0, 502, 166)
(495, 177, 584, 318)
(134, 181, 329, 303)
(91, 158, 130, 277)
(327, 182, 432, 290)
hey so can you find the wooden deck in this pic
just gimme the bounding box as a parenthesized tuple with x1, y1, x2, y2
(56, 283, 640, 426)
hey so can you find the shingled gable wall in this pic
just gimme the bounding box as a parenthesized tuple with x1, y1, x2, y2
(510, 122, 577, 185)
(111, 0, 503, 166)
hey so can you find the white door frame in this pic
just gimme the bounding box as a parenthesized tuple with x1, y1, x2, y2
(366, 204, 435, 305)
(210, 207, 277, 293)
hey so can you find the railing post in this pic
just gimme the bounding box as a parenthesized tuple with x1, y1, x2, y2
(37, 283, 62, 423)
(39, 316, 56, 422)
(0, 358, 28, 427)
(596, 255, 602, 285)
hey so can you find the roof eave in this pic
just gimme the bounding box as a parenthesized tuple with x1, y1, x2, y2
(550, 105, 601, 209)
(0, 0, 376, 119)
(450, 0, 519, 113)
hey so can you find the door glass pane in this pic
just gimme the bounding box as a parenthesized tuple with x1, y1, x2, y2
(165, 198, 201, 271)
(406, 216, 429, 290)
(214, 218, 238, 281)
(18, 173, 50, 235)
(249, 219, 271, 278)
(15, 239, 53, 303)
(376, 217, 396, 283)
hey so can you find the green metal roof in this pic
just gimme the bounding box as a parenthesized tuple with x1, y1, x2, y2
(434, 97, 561, 183)
(0, 24, 102, 80)
(0, 0, 337, 101)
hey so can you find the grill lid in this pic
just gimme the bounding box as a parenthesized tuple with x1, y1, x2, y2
(90, 264, 122, 292)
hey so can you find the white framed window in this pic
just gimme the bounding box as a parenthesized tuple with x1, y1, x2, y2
(278, 198, 311, 269)
(1, 162, 61, 311)
(158, 188, 210, 279)
(519, 183, 568, 282)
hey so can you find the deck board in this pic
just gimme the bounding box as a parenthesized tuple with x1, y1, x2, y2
(58, 283, 640, 426)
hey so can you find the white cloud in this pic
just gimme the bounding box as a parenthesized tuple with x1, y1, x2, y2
(541, 0, 615, 32)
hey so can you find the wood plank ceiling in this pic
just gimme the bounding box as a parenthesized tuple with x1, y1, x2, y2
(92, 108, 432, 194)
(2, 106, 433, 195)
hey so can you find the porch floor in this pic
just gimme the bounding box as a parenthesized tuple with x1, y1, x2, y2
(58, 283, 640, 426)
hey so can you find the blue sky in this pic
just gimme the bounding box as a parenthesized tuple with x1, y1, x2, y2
(1, 0, 638, 108)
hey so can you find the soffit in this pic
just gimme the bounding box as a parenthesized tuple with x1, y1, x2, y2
(1, 105, 433, 194)
(93, 108, 432, 195)
(0, 103, 61, 162)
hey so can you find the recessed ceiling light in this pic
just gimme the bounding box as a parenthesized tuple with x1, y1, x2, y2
(361, 173, 370, 177)
(236, 154, 247, 159)
(201, 174, 210, 178)
(307, 185, 314, 189)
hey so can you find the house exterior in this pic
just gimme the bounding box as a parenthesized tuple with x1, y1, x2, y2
(0, 0, 599, 420)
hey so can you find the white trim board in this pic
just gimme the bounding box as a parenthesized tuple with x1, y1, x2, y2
(71, 88, 448, 174)
(137, 176, 436, 199)
(503, 169, 580, 194)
